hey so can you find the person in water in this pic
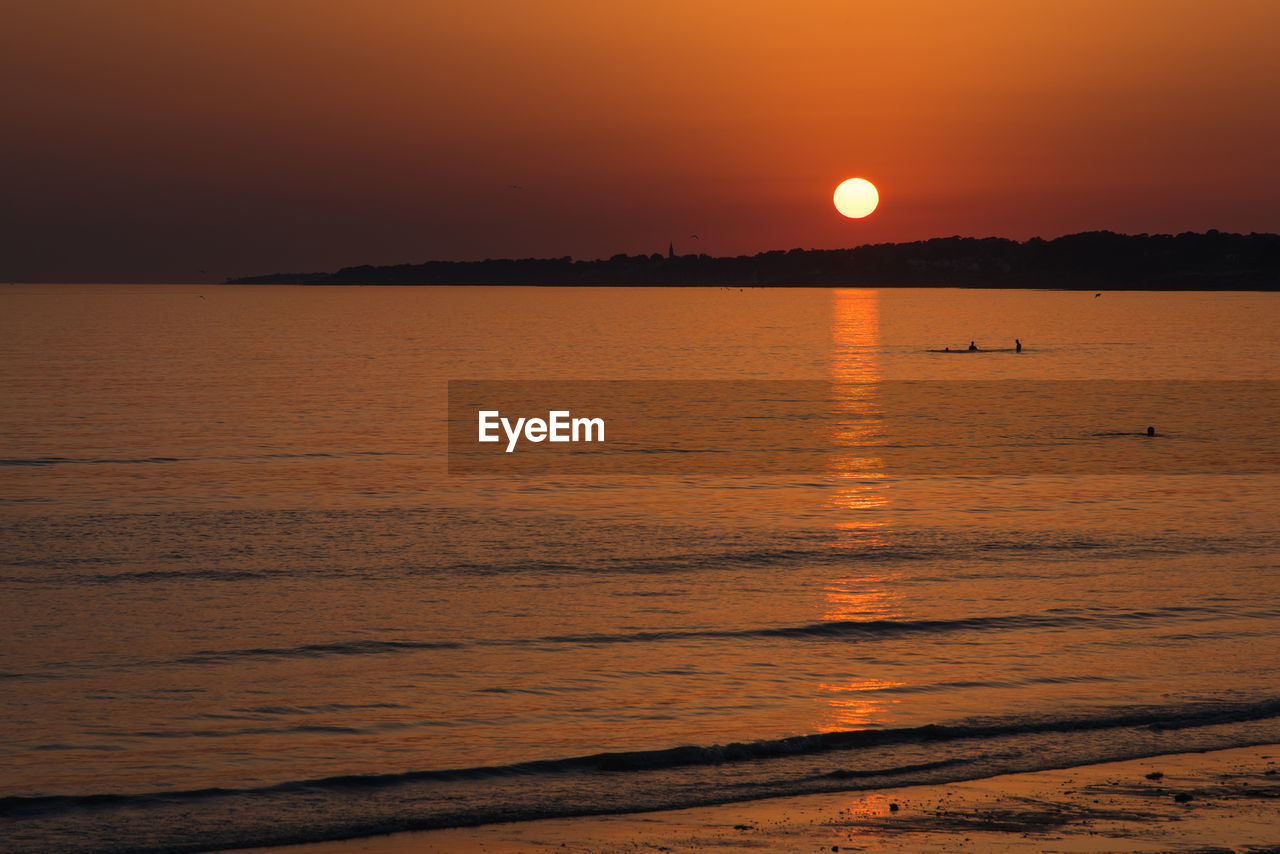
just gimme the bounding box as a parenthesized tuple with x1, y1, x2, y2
(968, 341, 978, 351)
(1015, 338, 1022, 353)
(1147, 426, 1156, 436)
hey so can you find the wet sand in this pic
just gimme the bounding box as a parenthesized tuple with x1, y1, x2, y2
(229, 744, 1280, 853)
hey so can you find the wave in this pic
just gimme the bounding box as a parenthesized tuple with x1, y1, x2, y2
(173, 638, 463, 665)
(6, 697, 1280, 854)
(10, 696, 1280, 817)
(5, 518, 1267, 590)
(528, 606, 1244, 646)
(359, 530, 1277, 580)
(187, 605, 1280, 657)
(16, 605, 1275, 681)
(0, 456, 184, 466)
(0, 451, 406, 467)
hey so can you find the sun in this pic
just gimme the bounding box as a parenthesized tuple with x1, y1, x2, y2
(833, 178, 879, 219)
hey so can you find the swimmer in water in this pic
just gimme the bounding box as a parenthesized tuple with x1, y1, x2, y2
(968, 341, 978, 351)
(1015, 338, 1022, 353)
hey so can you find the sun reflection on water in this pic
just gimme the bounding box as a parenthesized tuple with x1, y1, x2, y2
(819, 288, 908, 732)
(819, 678, 906, 728)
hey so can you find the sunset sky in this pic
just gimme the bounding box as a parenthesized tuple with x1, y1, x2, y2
(3, 0, 1279, 282)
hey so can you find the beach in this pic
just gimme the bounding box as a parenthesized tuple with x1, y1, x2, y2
(230, 745, 1280, 853)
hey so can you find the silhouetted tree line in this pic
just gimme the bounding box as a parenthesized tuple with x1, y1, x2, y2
(228, 230, 1280, 289)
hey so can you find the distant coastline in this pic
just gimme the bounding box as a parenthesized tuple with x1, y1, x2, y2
(227, 230, 1280, 289)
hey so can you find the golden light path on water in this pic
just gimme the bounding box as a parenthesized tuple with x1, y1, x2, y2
(820, 289, 904, 730)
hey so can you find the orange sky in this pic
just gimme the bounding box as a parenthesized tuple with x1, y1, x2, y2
(3, 0, 1278, 282)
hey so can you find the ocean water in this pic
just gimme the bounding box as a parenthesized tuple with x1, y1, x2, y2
(1, 285, 1278, 853)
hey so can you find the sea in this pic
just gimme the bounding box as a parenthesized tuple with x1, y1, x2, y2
(1, 285, 1278, 853)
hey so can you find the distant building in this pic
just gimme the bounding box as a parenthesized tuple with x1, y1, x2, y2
(668, 241, 674, 260)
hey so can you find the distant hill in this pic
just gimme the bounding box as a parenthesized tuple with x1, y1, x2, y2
(227, 230, 1280, 289)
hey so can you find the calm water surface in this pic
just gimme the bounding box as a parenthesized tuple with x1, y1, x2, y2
(1, 286, 1277, 852)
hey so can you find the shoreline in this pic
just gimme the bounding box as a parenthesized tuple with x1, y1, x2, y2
(222, 231, 1280, 289)
(226, 744, 1280, 853)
